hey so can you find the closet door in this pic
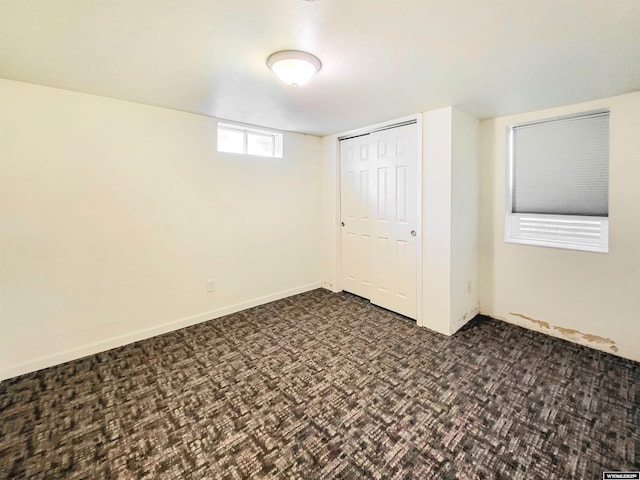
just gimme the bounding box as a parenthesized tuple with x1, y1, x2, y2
(340, 134, 374, 299)
(340, 123, 418, 319)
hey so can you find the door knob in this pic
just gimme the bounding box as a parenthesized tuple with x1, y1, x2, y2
(410, 230, 416, 237)
(341, 222, 345, 227)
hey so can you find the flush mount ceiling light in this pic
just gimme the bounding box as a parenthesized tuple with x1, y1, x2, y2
(267, 50, 322, 87)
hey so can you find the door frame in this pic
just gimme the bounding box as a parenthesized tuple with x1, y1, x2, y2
(334, 113, 424, 326)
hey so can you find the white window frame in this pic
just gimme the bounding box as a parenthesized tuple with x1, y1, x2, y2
(505, 110, 610, 253)
(217, 122, 283, 158)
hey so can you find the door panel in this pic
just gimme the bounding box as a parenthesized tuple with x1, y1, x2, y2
(340, 136, 374, 299)
(340, 123, 418, 319)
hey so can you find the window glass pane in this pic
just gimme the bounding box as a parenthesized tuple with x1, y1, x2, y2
(218, 127, 245, 154)
(512, 112, 609, 217)
(247, 132, 275, 157)
(217, 122, 282, 158)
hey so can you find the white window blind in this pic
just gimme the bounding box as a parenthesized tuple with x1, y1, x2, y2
(512, 111, 609, 217)
(506, 110, 610, 253)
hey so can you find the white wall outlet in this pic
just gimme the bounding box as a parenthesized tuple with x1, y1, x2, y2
(206, 279, 216, 293)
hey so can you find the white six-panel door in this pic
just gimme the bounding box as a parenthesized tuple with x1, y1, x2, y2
(340, 134, 374, 299)
(340, 123, 418, 319)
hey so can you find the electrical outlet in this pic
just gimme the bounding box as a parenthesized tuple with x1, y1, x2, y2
(206, 279, 216, 293)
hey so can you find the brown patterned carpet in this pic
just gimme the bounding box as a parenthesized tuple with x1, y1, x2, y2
(1, 289, 639, 479)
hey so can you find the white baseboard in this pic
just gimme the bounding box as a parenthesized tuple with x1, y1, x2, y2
(0, 282, 321, 382)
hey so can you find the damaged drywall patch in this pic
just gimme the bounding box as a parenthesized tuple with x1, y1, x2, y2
(553, 326, 582, 337)
(553, 327, 619, 352)
(582, 334, 619, 352)
(509, 312, 550, 329)
(508, 312, 619, 353)
(582, 333, 615, 344)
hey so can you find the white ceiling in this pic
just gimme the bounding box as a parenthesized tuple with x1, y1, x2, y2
(1, 0, 639, 136)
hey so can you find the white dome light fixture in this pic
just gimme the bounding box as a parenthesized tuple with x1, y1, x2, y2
(267, 50, 322, 87)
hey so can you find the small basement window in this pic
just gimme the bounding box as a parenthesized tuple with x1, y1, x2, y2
(217, 122, 283, 158)
(505, 110, 610, 253)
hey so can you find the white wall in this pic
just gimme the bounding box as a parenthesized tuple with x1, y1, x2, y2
(0, 79, 322, 380)
(319, 135, 340, 292)
(422, 108, 453, 333)
(479, 91, 640, 362)
(450, 109, 480, 332)
(422, 107, 480, 335)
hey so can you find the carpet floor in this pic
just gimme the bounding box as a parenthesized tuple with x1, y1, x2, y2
(1, 289, 639, 479)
